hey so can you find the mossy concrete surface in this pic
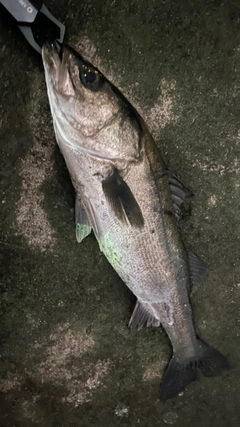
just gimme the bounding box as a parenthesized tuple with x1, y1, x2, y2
(0, 1, 240, 426)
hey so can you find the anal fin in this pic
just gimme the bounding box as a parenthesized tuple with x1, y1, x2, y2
(129, 300, 160, 330)
(75, 197, 92, 243)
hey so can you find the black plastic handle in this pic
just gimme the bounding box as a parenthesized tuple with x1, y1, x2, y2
(0, 1, 65, 54)
(1, 0, 43, 24)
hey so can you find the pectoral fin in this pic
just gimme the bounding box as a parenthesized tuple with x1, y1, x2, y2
(102, 169, 144, 228)
(75, 197, 92, 243)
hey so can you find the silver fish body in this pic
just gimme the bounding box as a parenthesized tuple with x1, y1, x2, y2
(42, 44, 229, 400)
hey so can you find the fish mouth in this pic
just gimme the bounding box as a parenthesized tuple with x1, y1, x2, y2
(42, 43, 61, 86)
(42, 43, 74, 96)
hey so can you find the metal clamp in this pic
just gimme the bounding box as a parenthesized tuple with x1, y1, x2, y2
(1, 1, 66, 54)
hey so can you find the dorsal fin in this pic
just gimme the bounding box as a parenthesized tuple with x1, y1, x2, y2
(166, 168, 193, 220)
(187, 250, 208, 293)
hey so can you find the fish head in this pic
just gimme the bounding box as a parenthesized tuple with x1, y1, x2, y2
(42, 43, 142, 163)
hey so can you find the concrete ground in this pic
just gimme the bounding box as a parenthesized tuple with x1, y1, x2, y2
(0, 0, 240, 425)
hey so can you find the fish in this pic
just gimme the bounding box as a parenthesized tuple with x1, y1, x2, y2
(42, 43, 229, 401)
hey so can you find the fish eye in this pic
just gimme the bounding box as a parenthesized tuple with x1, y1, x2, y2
(85, 71, 96, 84)
(80, 67, 103, 92)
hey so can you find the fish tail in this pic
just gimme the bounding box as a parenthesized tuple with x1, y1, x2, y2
(160, 339, 229, 402)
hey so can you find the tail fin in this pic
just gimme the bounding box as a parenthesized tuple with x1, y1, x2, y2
(160, 340, 229, 402)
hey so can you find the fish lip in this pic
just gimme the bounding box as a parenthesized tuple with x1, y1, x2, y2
(43, 43, 75, 97)
(42, 42, 60, 73)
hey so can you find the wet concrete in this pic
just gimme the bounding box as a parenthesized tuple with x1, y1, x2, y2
(0, 0, 240, 425)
